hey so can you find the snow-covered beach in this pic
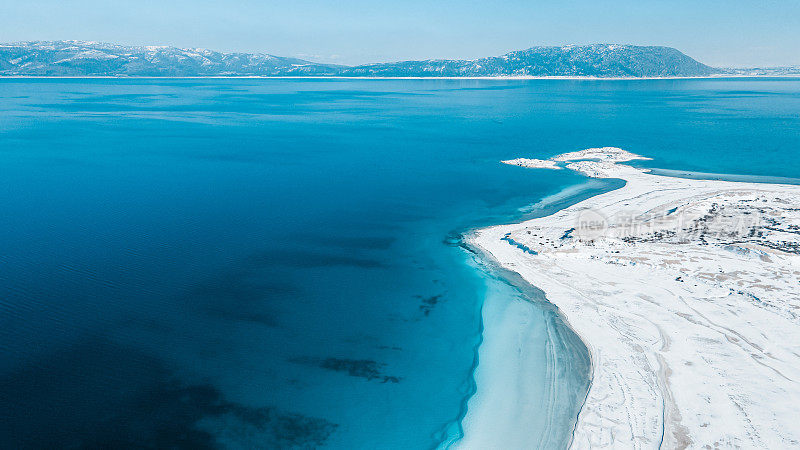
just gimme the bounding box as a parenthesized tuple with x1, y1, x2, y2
(453, 263, 591, 450)
(462, 148, 800, 448)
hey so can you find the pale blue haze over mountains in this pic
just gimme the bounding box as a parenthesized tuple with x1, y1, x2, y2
(1, 41, 725, 77)
(3, 0, 800, 67)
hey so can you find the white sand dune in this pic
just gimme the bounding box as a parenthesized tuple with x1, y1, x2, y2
(464, 148, 800, 449)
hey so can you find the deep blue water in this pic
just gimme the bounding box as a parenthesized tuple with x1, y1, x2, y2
(1, 78, 799, 449)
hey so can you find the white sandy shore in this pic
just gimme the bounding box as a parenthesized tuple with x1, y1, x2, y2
(464, 148, 800, 449)
(3, 75, 800, 80)
(453, 265, 590, 450)
(501, 158, 562, 170)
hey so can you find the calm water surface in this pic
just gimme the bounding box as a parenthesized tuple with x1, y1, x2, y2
(1, 78, 799, 449)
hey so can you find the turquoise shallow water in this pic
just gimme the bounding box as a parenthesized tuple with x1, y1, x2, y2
(0, 78, 799, 449)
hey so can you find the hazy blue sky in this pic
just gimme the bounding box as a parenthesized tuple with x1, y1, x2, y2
(3, 0, 799, 67)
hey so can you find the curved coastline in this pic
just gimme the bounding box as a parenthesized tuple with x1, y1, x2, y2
(467, 147, 800, 448)
(451, 240, 593, 449)
(437, 237, 591, 450)
(449, 177, 625, 449)
(435, 255, 485, 449)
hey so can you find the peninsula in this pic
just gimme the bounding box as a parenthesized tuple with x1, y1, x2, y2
(467, 148, 800, 448)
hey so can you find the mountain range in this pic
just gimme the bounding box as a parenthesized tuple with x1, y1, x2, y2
(0, 40, 764, 78)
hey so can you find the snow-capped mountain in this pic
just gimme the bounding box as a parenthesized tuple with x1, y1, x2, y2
(0, 41, 342, 76)
(340, 44, 719, 77)
(1, 41, 722, 77)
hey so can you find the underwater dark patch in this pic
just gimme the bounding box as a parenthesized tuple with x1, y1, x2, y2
(0, 339, 336, 449)
(416, 293, 445, 316)
(289, 357, 401, 383)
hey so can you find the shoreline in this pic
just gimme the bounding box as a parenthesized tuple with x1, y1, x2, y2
(452, 240, 592, 449)
(452, 179, 625, 449)
(465, 148, 800, 448)
(2, 75, 800, 80)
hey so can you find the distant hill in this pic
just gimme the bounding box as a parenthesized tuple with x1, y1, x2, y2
(726, 66, 800, 76)
(0, 41, 342, 77)
(1, 41, 721, 78)
(340, 44, 719, 77)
